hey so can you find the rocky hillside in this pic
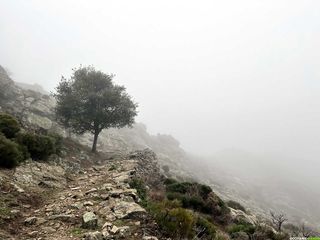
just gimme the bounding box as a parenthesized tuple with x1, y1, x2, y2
(1, 65, 315, 239)
(0, 145, 163, 239)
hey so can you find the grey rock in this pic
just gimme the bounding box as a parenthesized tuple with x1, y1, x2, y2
(109, 225, 119, 234)
(24, 217, 37, 226)
(113, 201, 146, 219)
(82, 212, 98, 229)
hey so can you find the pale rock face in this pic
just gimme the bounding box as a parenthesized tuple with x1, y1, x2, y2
(26, 113, 53, 129)
(230, 208, 258, 225)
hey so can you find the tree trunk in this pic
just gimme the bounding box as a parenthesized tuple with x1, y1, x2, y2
(92, 131, 99, 152)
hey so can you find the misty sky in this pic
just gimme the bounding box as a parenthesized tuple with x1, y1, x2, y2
(1, 0, 320, 159)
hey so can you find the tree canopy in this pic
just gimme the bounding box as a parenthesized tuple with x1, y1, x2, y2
(54, 66, 138, 152)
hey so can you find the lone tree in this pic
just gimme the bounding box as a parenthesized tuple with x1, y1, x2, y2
(270, 211, 288, 232)
(54, 66, 138, 152)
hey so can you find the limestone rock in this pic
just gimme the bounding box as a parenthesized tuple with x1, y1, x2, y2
(113, 201, 146, 219)
(82, 212, 98, 229)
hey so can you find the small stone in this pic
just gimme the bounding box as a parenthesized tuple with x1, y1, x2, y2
(82, 212, 98, 229)
(36, 217, 47, 225)
(70, 203, 82, 210)
(12, 183, 25, 193)
(100, 193, 109, 200)
(109, 225, 119, 234)
(134, 221, 140, 226)
(102, 230, 109, 237)
(27, 231, 39, 237)
(84, 201, 94, 206)
(119, 226, 130, 236)
(42, 226, 56, 233)
(24, 217, 37, 226)
(10, 209, 20, 215)
(85, 188, 98, 195)
(102, 222, 112, 230)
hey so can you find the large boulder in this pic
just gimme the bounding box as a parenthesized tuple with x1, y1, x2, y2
(113, 201, 146, 219)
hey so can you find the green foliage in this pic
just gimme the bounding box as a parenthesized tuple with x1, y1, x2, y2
(200, 184, 213, 199)
(0, 113, 20, 138)
(0, 134, 23, 168)
(16, 132, 61, 161)
(53, 66, 138, 152)
(163, 178, 177, 185)
(129, 178, 147, 202)
(165, 179, 230, 224)
(147, 200, 194, 238)
(47, 132, 63, 154)
(227, 223, 256, 235)
(196, 216, 216, 239)
(166, 182, 193, 194)
(227, 200, 246, 212)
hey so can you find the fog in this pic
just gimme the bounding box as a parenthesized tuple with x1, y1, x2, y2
(1, 0, 320, 162)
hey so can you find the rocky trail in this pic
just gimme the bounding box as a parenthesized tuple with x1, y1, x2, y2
(0, 150, 161, 240)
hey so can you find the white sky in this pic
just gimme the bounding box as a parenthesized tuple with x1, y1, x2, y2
(1, 0, 320, 159)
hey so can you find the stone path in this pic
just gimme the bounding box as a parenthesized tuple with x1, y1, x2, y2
(16, 158, 158, 240)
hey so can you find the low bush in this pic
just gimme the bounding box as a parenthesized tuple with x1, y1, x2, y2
(228, 223, 256, 235)
(166, 182, 193, 194)
(0, 113, 20, 139)
(0, 134, 23, 168)
(147, 200, 194, 238)
(16, 132, 61, 160)
(195, 216, 216, 239)
(163, 178, 177, 185)
(165, 179, 231, 224)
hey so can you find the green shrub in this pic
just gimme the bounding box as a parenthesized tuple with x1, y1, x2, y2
(196, 216, 216, 239)
(227, 200, 246, 212)
(228, 223, 256, 235)
(166, 182, 193, 194)
(16, 132, 57, 160)
(0, 113, 20, 139)
(199, 184, 212, 199)
(163, 178, 177, 185)
(47, 132, 63, 154)
(147, 200, 194, 238)
(129, 178, 147, 202)
(0, 134, 23, 168)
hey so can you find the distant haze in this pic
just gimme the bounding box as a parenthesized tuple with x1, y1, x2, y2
(1, 0, 320, 161)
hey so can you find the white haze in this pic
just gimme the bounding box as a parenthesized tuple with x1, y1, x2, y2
(1, 0, 320, 163)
